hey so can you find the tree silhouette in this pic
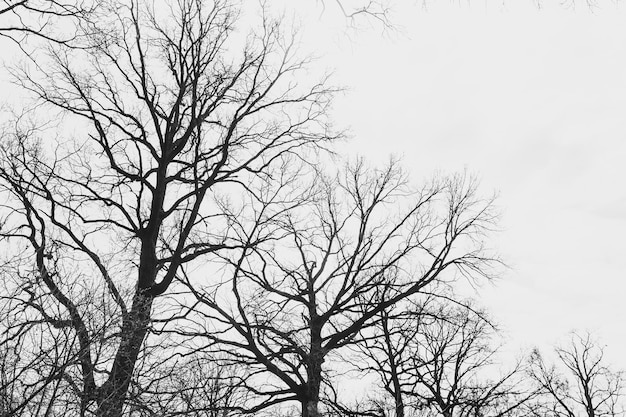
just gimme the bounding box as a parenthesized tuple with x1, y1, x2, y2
(356, 299, 537, 417)
(530, 332, 624, 417)
(0, 0, 337, 415)
(177, 160, 498, 417)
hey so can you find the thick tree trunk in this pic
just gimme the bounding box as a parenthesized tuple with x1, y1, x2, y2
(302, 355, 323, 417)
(303, 318, 324, 417)
(96, 288, 154, 416)
(302, 400, 320, 417)
(96, 210, 162, 416)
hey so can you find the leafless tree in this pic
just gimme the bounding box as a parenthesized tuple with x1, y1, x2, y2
(176, 159, 499, 417)
(123, 354, 247, 416)
(352, 298, 438, 417)
(355, 300, 537, 417)
(0, 0, 337, 415)
(529, 332, 624, 417)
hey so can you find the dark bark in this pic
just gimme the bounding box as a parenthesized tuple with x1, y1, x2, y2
(97, 290, 154, 417)
(302, 288, 324, 417)
(302, 398, 320, 417)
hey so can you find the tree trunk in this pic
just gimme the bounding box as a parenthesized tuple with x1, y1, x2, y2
(96, 289, 154, 417)
(381, 312, 405, 417)
(393, 385, 405, 417)
(441, 406, 453, 417)
(302, 400, 320, 417)
(302, 352, 323, 417)
(303, 319, 324, 417)
(96, 208, 162, 416)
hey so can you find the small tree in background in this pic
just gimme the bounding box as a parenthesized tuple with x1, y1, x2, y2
(356, 299, 537, 417)
(530, 332, 624, 417)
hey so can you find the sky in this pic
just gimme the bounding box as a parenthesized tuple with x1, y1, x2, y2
(1, 0, 625, 369)
(277, 1, 626, 365)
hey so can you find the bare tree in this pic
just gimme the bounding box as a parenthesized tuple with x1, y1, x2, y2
(0, 0, 337, 415)
(175, 159, 499, 417)
(529, 332, 624, 417)
(123, 354, 247, 417)
(355, 300, 537, 417)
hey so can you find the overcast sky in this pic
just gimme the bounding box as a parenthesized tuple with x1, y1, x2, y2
(2, 0, 624, 368)
(281, 1, 626, 364)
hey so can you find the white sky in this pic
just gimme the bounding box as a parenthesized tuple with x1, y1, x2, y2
(1, 0, 625, 369)
(287, 1, 626, 365)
